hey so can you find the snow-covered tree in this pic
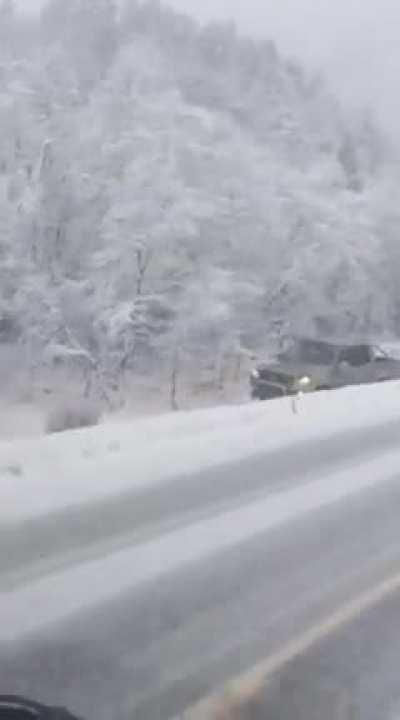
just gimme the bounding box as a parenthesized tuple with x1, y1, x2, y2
(0, 0, 398, 409)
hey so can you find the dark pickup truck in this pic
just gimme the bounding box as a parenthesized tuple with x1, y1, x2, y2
(250, 337, 400, 400)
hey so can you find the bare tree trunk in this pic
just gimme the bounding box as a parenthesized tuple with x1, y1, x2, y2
(233, 351, 242, 382)
(170, 348, 180, 411)
(170, 367, 179, 411)
(215, 346, 226, 391)
(83, 365, 92, 399)
(136, 267, 145, 297)
(135, 247, 152, 297)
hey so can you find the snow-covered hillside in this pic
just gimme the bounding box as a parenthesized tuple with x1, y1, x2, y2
(1, 0, 400, 412)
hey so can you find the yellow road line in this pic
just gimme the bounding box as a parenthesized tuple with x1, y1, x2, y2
(185, 568, 400, 718)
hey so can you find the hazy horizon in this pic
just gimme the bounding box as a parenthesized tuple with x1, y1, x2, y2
(17, 0, 400, 138)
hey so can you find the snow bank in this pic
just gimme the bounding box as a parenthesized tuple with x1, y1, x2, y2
(1, 381, 400, 523)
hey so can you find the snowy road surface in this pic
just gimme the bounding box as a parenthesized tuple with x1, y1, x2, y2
(3, 469, 400, 719)
(2, 386, 400, 718)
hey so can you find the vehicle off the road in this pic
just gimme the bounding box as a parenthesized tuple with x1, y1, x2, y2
(250, 337, 400, 400)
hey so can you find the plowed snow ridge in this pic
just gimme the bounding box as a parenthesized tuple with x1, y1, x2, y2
(1, 381, 400, 522)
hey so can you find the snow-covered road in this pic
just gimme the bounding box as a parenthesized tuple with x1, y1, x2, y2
(2, 381, 400, 586)
(3, 443, 400, 643)
(3, 460, 400, 719)
(2, 382, 400, 718)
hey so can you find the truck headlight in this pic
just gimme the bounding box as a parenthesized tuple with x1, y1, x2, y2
(251, 369, 260, 380)
(298, 376, 311, 389)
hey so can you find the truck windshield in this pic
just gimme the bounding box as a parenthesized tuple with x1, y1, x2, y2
(279, 339, 336, 365)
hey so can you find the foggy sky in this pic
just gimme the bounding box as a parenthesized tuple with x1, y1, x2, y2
(18, 0, 400, 137)
(168, 0, 400, 136)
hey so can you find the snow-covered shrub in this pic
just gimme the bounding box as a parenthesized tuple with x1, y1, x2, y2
(46, 400, 101, 434)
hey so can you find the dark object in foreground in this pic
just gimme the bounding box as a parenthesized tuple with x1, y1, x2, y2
(0, 698, 82, 720)
(250, 336, 400, 400)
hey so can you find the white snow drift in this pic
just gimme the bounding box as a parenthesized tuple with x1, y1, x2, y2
(1, 380, 400, 524)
